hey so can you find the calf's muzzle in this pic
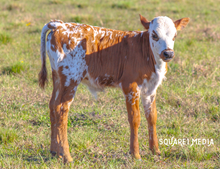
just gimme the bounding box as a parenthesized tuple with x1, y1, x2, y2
(160, 49, 175, 62)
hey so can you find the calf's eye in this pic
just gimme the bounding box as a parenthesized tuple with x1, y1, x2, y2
(152, 31, 159, 41)
(153, 34, 157, 39)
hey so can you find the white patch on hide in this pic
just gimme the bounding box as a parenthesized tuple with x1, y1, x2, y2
(141, 61, 166, 98)
(46, 32, 65, 71)
(126, 86, 141, 105)
(141, 93, 155, 119)
(60, 42, 87, 86)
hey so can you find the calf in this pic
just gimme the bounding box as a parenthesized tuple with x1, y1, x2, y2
(39, 14, 189, 162)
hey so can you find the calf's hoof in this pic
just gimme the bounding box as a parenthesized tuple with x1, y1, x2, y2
(150, 148, 161, 156)
(50, 151, 73, 163)
(156, 149, 161, 156)
(63, 155, 73, 164)
(50, 151, 57, 157)
(129, 151, 141, 160)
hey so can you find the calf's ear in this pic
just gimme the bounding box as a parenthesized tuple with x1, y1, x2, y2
(139, 14, 150, 30)
(174, 18, 190, 31)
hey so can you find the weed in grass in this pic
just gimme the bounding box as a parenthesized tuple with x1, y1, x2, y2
(0, 12, 8, 18)
(172, 9, 183, 14)
(209, 106, 219, 122)
(49, 0, 62, 4)
(169, 62, 180, 72)
(0, 128, 18, 145)
(202, 9, 211, 16)
(0, 33, 12, 45)
(69, 15, 93, 24)
(6, 3, 21, 11)
(68, 112, 101, 127)
(111, 2, 133, 9)
(29, 115, 50, 126)
(186, 39, 195, 47)
(2, 61, 26, 74)
(70, 15, 82, 23)
(4, 22, 23, 31)
(28, 28, 42, 34)
(72, 3, 88, 9)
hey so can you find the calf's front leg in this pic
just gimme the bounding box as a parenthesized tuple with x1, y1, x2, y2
(141, 94, 161, 155)
(123, 82, 141, 159)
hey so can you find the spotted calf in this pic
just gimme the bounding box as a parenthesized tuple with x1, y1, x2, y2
(39, 15, 189, 162)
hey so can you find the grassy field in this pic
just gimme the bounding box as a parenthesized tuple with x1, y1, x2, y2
(0, 0, 219, 168)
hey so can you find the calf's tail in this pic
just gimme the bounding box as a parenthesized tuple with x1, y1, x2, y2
(38, 20, 63, 89)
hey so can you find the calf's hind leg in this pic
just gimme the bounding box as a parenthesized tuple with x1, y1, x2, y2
(49, 72, 77, 163)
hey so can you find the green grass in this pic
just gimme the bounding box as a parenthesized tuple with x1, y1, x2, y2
(111, 1, 134, 9)
(0, 32, 12, 45)
(0, 128, 18, 145)
(0, 0, 219, 168)
(2, 61, 26, 74)
(49, 0, 63, 5)
(69, 15, 93, 24)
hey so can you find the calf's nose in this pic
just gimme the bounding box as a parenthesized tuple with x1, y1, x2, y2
(163, 51, 174, 58)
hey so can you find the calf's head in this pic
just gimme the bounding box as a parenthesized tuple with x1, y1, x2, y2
(140, 14, 189, 62)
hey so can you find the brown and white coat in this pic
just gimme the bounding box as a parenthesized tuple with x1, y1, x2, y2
(39, 15, 189, 162)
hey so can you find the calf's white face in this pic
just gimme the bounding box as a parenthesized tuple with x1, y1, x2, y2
(149, 17, 176, 62)
(140, 14, 190, 63)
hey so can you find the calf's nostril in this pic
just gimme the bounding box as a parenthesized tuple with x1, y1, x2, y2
(163, 51, 174, 58)
(164, 51, 169, 57)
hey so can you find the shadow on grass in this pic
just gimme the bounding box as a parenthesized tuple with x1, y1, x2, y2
(22, 153, 51, 163)
(68, 112, 101, 127)
(0, 150, 52, 164)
